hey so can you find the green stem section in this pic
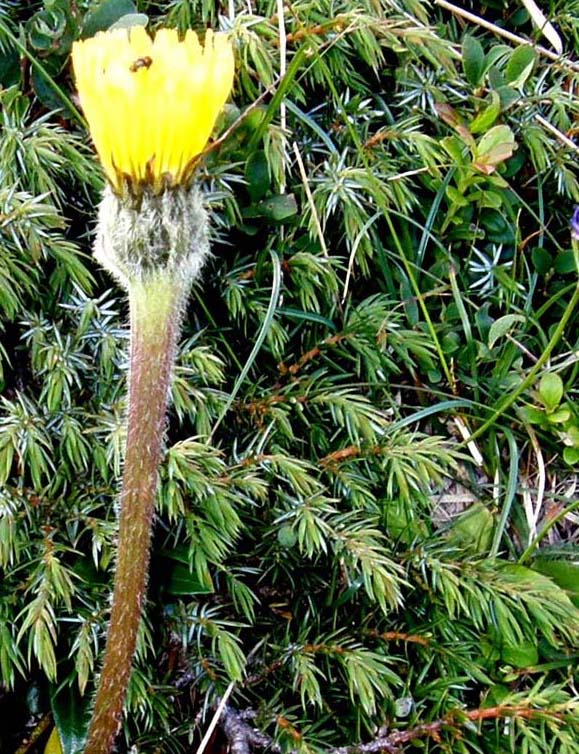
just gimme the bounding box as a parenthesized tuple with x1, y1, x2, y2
(462, 280, 579, 447)
(84, 276, 185, 754)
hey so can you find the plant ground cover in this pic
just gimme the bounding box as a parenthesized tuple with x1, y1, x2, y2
(1, 0, 579, 752)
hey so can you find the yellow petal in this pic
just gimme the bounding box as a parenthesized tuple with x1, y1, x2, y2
(71, 26, 235, 192)
(44, 727, 63, 754)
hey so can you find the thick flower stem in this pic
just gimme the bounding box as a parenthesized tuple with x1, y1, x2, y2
(84, 276, 185, 754)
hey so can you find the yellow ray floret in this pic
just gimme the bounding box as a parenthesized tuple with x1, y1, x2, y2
(72, 26, 235, 192)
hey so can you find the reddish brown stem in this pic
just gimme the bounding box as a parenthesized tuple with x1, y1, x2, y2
(84, 279, 184, 754)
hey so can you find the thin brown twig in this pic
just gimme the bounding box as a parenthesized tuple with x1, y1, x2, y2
(368, 629, 430, 647)
(221, 705, 280, 754)
(319, 445, 363, 467)
(278, 334, 347, 376)
(319, 443, 389, 468)
(14, 714, 52, 754)
(218, 702, 567, 754)
(334, 705, 565, 754)
(244, 657, 286, 687)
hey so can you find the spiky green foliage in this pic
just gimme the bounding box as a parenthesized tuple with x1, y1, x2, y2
(1, 1, 579, 753)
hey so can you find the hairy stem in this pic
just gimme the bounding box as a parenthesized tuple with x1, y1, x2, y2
(84, 276, 185, 754)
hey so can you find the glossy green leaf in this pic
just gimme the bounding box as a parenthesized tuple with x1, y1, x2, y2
(462, 35, 485, 86)
(532, 247, 553, 275)
(0, 45, 20, 87)
(505, 45, 537, 87)
(501, 639, 539, 667)
(108, 13, 148, 30)
(162, 560, 214, 596)
(245, 150, 270, 202)
(469, 92, 501, 134)
(488, 314, 525, 349)
(81, 0, 138, 38)
(532, 558, 579, 607)
(538, 372, 563, 411)
(474, 124, 517, 172)
(50, 685, 90, 754)
(260, 193, 299, 222)
(448, 502, 494, 553)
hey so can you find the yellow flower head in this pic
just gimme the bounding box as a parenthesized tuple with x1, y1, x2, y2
(72, 26, 234, 193)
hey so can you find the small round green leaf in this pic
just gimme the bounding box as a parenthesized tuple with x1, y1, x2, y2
(538, 372, 563, 412)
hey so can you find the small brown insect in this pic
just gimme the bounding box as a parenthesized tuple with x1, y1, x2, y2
(129, 56, 153, 73)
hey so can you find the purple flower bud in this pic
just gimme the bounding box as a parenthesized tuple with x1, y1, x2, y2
(571, 207, 579, 240)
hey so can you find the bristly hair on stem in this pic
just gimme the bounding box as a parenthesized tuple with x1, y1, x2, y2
(84, 179, 212, 753)
(83, 274, 188, 754)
